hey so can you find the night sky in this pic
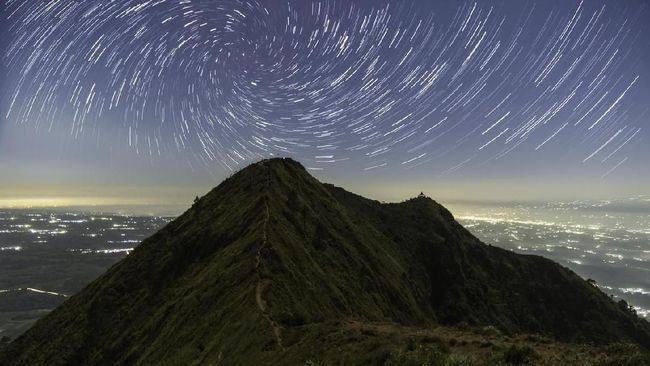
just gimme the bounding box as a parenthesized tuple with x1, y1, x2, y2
(1, 0, 649, 211)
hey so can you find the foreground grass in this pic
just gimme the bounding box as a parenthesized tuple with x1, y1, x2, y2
(276, 320, 650, 366)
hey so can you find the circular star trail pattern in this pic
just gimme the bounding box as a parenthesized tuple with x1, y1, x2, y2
(4, 0, 648, 173)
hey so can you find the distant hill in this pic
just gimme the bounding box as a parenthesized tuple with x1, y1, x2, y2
(2, 158, 649, 365)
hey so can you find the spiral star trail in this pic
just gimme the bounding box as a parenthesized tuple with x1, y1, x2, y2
(3, 0, 649, 175)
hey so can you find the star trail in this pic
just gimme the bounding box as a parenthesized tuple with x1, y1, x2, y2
(3, 0, 649, 175)
(3, 1, 650, 340)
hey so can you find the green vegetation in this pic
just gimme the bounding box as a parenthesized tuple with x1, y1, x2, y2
(1, 158, 649, 365)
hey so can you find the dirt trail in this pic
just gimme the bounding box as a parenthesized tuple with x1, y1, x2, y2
(255, 164, 285, 351)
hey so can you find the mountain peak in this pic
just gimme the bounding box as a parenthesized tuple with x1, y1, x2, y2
(245, 157, 308, 178)
(258, 156, 306, 169)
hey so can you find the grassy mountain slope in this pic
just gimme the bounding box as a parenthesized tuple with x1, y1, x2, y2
(324, 185, 650, 345)
(1, 158, 649, 365)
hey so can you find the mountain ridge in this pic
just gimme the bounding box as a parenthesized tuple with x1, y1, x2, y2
(1, 157, 649, 365)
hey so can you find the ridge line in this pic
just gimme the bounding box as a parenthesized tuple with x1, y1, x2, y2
(254, 163, 285, 351)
